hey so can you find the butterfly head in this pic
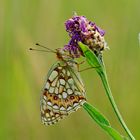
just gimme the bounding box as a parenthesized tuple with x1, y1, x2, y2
(30, 43, 75, 63)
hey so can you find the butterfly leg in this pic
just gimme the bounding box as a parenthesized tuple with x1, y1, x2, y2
(76, 59, 100, 72)
(75, 60, 86, 71)
(78, 66, 101, 72)
(78, 60, 86, 65)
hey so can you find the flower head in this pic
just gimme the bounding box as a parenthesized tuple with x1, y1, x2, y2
(64, 15, 108, 57)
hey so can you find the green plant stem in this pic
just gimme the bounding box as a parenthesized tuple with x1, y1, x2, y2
(78, 42, 135, 140)
(98, 63, 135, 140)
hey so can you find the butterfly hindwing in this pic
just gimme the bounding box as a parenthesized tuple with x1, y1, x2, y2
(40, 61, 86, 125)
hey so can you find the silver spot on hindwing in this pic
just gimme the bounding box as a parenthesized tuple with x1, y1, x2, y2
(62, 92, 68, 99)
(49, 71, 58, 81)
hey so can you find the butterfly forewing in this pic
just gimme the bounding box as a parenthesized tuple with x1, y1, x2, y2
(40, 61, 86, 125)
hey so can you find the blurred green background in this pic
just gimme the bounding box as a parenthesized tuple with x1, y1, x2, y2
(1, 0, 140, 140)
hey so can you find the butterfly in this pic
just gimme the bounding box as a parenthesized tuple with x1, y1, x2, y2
(31, 43, 86, 125)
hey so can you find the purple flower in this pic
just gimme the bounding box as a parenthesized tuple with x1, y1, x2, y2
(64, 15, 108, 58)
(94, 26, 105, 36)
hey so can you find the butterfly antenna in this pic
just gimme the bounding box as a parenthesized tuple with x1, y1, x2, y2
(29, 47, 55, 53)
(36, 43, 56, 53)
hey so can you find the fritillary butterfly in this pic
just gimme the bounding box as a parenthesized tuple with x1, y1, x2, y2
(34, 44, 86, 125)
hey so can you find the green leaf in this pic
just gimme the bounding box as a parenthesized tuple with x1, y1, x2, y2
(83, 102, 110, 126)
(78, 42, 103, 73)
(83, 102, 125, 140)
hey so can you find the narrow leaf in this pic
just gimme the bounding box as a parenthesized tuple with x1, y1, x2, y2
(83, 102, 125, 140)
(78, 42, 103, 73)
